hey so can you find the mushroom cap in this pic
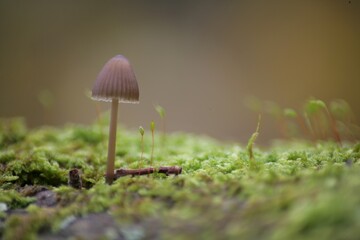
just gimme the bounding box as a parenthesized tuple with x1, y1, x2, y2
(92, 55, 139, 103)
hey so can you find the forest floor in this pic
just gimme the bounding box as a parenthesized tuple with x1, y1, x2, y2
(1, 118, 360, 240)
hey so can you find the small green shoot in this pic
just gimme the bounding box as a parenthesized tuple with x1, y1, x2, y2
(139, 126, 145, 168)
(150, 121, 155, 166)
(155, 105, 166, 119)
(283, 108, 297, 118)
(245, 97, 357, 142)
(304, 99, 326, 115)
(247, 115, 261, 165)
(304, 98, 341, 144)
(303, 99, 327, 140)
(155, 105, 166, 142)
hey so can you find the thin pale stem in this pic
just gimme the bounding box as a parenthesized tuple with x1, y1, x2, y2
(106, 99, 119, 184)
(139, 136, 144, 168)
(161, 119, 167, 146)
(297, 115, 311, 140)
(304, 113, 316, 141)
(151, 130, 154, 166)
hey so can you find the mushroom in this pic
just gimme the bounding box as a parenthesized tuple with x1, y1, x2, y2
(92, 55, 139, 184)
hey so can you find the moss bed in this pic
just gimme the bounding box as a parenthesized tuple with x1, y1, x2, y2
(0, 118, 360, 240)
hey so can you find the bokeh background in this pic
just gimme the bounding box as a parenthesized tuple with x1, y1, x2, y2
(0, 0, 359, 143)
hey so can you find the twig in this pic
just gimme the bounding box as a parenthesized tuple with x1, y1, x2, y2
(158, 166, 182, 176)
(114, 166, 182, 179)
(115, 167, 155, 178)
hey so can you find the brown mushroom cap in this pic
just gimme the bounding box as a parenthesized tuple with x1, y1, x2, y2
(92, 55, 140, 103)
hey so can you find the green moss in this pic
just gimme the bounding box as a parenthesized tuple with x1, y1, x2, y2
(0, 150, 16, 164)
(0, 118, 359, 239)
(0, 118, 27, 148)
(6, 149, 67, 186)
(0, 190, 35, 209)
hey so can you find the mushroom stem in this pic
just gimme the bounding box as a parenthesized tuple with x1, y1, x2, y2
(106, 99, 119, 184)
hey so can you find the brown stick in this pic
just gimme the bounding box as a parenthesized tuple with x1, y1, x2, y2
(114, 166, 182, 179)
(115, 167, 155, 178)
(158, 166, 182, 176)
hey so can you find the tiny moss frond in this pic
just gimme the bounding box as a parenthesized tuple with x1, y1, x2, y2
(284, 108, 297, 118)
(150, 121, 155, 132)
(150, 121, 155, 166)
(244, 97, 358, 142)
(155, 105, 166, 119)
(139, 126, 145, 168)
(154, 105, 167, 143)
(304, 98, 326, 116)
(246, 115, 261, 162)
(139, 126, 145, 136)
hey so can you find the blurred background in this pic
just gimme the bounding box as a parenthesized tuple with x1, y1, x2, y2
(0, 0, 359, 144)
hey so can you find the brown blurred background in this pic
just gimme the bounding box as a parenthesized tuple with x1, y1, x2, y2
(0, 0, 359, 143)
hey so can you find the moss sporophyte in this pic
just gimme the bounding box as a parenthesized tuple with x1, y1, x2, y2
(155, 105, 166, 139)
(139, 126, 145, 168)
(244, 96, 358, 142)
(150, 121, 155, 166)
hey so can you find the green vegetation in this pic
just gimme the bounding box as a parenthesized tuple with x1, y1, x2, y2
(244, 97, 359, 142)
(0, 117, 359, 239)
(246, 115, 261, 162)
(155, 105, 166, 135)
(150, 121, 155, 166)
(138, 126, 145, 168)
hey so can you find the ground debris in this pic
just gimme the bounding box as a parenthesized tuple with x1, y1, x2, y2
(114, 166, 182, 179)
(68, 168, 82, 189)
